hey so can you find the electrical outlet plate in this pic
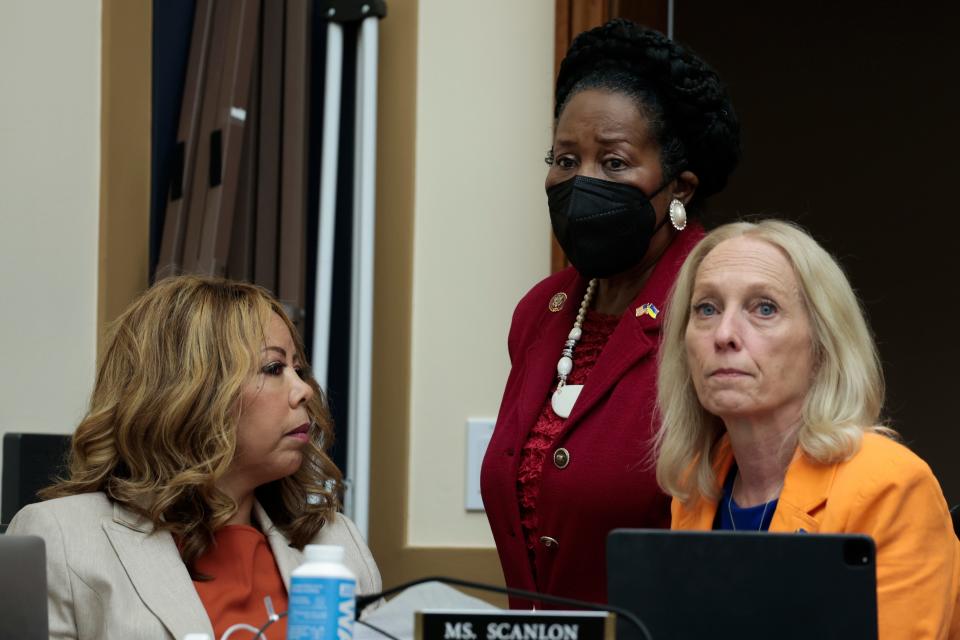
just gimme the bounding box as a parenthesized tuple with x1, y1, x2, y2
(465, 418, 495, 511)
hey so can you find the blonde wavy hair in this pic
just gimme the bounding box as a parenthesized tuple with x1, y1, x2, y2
(42, 276, 343, 572)
(655, 220, 893, 503)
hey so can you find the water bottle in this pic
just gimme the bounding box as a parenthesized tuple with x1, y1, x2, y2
(287, 544, 357, 640)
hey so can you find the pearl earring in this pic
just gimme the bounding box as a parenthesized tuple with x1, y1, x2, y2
(669, 198, 687, 231)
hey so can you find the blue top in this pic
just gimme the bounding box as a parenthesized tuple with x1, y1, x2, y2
(714, 466, 778, 531)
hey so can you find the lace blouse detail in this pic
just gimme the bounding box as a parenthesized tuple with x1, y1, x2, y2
(516, 310, 620, 556)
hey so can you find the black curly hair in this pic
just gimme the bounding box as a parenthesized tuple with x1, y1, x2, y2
(551, 19, 741, 202)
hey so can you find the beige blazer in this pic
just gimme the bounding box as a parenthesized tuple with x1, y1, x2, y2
(7, 492, 382, 640)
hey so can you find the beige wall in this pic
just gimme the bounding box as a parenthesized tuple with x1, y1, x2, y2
(0, 2, 102, 466)
(0, 0, 553, 558)
(407, 0, 555, 546)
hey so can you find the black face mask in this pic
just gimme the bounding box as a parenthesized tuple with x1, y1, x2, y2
(547, 175, 670, 279)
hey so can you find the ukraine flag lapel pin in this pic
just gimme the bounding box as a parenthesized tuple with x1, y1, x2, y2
(635, 303, 660, 319)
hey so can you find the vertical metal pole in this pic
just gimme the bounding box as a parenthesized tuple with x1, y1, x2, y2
(312, 22, 344, 391)
(668, 0, 675, 39)
(346, 15, 379, 538)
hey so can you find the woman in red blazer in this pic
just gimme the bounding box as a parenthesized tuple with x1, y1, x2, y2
(479, 19, 741, 607)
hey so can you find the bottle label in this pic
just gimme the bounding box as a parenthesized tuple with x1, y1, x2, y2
(287, 576, 356, 640)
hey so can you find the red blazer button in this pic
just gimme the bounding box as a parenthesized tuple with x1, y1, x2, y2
(553, 447, 570, 469)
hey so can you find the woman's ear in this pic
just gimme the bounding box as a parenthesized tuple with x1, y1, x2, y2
(674, 170, 700, 205)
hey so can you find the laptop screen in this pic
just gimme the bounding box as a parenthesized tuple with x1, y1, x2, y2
(0, 535, 48, 640)
(607, 529, 877, 640)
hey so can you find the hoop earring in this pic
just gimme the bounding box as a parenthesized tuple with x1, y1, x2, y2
(669, 199, 687, 231)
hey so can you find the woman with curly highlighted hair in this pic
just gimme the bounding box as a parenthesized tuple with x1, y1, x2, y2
(8, 276, 381, 640)
(480, 19, 740, 606)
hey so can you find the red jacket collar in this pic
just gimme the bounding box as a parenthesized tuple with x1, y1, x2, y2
(565, 223, 706, 333)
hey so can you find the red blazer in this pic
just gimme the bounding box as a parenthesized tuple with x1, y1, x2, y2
(480, 226, 705, 608)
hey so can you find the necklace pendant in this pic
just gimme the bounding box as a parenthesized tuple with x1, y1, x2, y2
(551, 384, 583, 419)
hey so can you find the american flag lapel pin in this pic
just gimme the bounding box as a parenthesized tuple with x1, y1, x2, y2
(635, 303, 659, 319)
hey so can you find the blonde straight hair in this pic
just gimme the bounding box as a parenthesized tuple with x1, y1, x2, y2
(42, 276, 343, 572)
(655, 220, 892, 503)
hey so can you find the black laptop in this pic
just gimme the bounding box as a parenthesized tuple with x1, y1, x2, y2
(0, 535, 48, 640)
(607, 529, 878, 640)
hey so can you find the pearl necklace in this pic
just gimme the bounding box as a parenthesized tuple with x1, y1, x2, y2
(550, 278, 598, 419)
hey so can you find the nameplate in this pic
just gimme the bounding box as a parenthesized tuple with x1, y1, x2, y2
(414, 610, 615, 640)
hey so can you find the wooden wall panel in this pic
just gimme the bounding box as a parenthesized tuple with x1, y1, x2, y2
(98, 0, 152, 353)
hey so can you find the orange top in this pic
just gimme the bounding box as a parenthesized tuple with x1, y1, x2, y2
(673, 433, 960, 640)
(193, 525, 289, 640)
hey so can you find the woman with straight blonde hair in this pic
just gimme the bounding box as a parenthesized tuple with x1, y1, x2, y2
(656, 220, 959, 639)
(8, 275, 380, 640)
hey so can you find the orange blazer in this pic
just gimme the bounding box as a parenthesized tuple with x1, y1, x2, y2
(672, 432, 960, 640)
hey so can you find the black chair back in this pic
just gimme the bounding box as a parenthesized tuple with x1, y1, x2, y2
(1, 433, 72, 525)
